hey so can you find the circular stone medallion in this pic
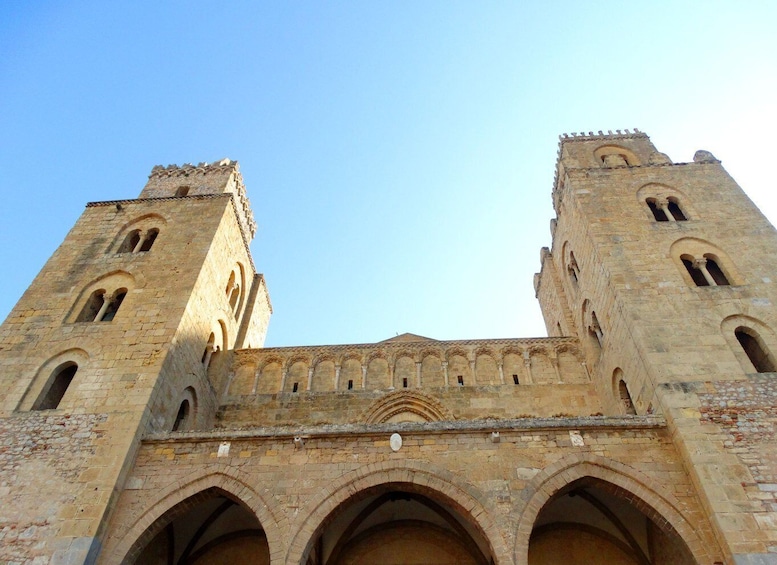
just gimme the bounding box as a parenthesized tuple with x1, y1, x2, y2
(389, 433, 402, 452)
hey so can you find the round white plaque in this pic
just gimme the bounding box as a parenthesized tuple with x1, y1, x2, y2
(389, 433, 402, 452)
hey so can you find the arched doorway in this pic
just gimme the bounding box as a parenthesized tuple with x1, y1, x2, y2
(304, 484, 493, 565)
(528, 477, 695, 565)
(130, 488, 269, 565)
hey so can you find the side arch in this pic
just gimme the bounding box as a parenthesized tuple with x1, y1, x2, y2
(106, 468, 286, 565)
(285, 460, 512, 565)
(514, 453, 718, 565)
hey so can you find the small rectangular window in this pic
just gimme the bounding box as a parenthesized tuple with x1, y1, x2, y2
(347, 379, 353, 390)
(513, 374, 519, 385)
(292, 382, 299, 393)
(402, 378, 408, 388)
(457, 375, 464, 386)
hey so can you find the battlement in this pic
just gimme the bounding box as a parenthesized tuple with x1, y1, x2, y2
(139, 158, 257, 239)
(558, 128, 646, 142)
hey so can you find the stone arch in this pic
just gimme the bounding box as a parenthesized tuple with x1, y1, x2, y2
(670, 237, 742, 286)
(107, 468, 285, 565)
(285, 460, 512, 565)
(593, 144, 641, 167)
(514, 453, 716, 565)
(474, 348, 499, 385)
(109, 213, 168, 253)
(636, 183, 694, 221)
(66, 270, 138, 323)
(18, 347, 90, 411)
(393, 353, 416, 389)
(361, 390, 453, 424)
(420, 350, 445, 387)
(721, 314, 777, 374)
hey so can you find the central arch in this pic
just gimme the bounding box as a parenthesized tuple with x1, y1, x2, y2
(286, 460, 511, 565)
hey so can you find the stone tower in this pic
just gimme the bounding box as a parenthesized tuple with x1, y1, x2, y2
(0, 160, 271, 563)
(535, 129, 777, 563)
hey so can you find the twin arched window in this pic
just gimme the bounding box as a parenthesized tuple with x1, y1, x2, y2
(118, 228, 159, 253)
(225, 265, 245, 318)
(76, 288, 127, 322)
(681, 254, 729, 287)
(646, 197, 687, 222)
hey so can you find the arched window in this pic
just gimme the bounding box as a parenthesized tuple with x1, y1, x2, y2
(647, 197, 687, 222)
(117, 227, 159, 253)
(681, 254, 729, 287)
(589, 312, 603, 348)
(618, 379, 637, 415)
(76, 290, 106, 322)
(119, 230, 141, 253)
(567, 251, 580, 284)
(139, 228, 159, 252)
(33, 362, 77, 410)
(667, 198, 687, 221)
(175, 185, 190, 197)
(172, 399, 190, 431)
(229, 284, 240, 313)
(735, 327, 776, 373)
(202, 333, 215, 368)
(646, 198, 668, 221)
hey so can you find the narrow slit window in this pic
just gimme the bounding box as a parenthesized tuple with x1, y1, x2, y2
(201, 333, 215, 365)
(668, 199, 687, 221)
(292, 382, 299, 393)
(457, 375, 464, 386)
(735, 328, 776, 373)
(347, 379, 353, 390)
(33, 363, 78, 410)
(172, 399, 190, 431)
(705, 256, 730, 286)
(512, 374, 519, 385)
(618, 380, 637, 415)
(402, 377, 408, 388)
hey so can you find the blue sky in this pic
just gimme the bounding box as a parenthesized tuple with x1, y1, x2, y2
(1, 2, 775, 347)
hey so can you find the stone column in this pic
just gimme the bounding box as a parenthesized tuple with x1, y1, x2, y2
(694, 258, 717, 286)
(522, 350, 533, 384)
(656, 198, 675, 222)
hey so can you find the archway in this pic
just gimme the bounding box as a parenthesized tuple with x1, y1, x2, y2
(128, 488, 269, 565)
(287, 462, 509, 565)
(304, 485, 490, 565)
(528, 478, 694, 565)
(515, 455, 716, 565)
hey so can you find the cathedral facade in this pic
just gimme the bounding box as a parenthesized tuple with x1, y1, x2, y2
(1, 131, 775, 564)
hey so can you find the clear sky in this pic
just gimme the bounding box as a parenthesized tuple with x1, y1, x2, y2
(1, 2, 775, 347)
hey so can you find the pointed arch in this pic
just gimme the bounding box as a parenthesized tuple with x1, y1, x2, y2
(105, 469, 284, 565)
(514, 453, 717, 565)
(284, 460, 511, 565)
